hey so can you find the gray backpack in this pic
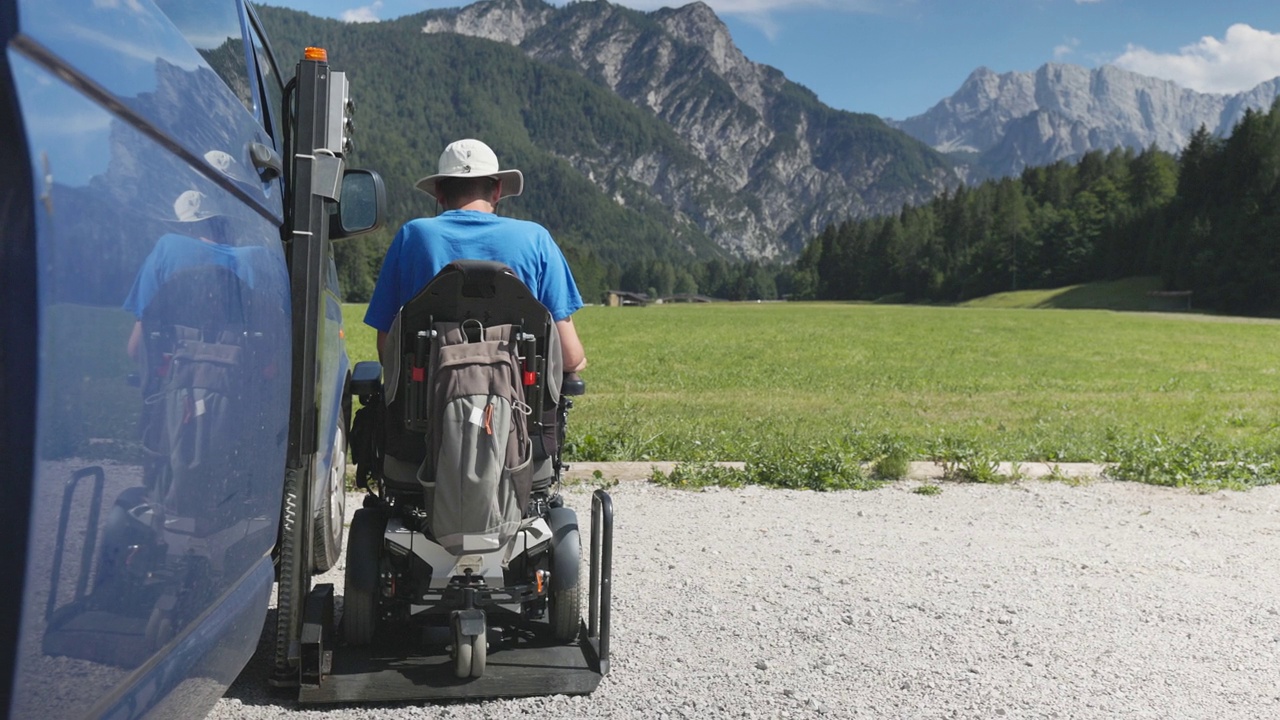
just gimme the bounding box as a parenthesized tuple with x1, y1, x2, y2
(421, 320, 533, 553)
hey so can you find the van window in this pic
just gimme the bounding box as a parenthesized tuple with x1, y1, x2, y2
(153, 0, 254, 115)
(248, 18, 285, 141)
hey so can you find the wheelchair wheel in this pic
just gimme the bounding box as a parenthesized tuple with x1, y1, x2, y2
(548, 584, 581, 642)
(452, 614, 488, 678)
(470, 629, 487, 678)
(145, 607, 174, 650)
(452, 616, 473, 679)
(342, 507, 384, 646)
(547, 526, 582, 642)
(453, 638, 472, 678)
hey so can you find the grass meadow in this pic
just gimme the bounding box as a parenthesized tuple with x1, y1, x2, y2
(344, 299, 1280, 488)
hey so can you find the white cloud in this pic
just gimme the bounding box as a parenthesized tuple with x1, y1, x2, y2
(66, 23, 200, 69)
(1054, 37, 1080, 60)
(92, 0, 145, 10)
(1112, 23, 1280, 94)
(342, 1, 383, 23)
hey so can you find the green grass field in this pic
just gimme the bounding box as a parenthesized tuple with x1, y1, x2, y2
(960, 276, 1168, 311)
(41, 304, 143, 458)
(343, 300, 1280, 472)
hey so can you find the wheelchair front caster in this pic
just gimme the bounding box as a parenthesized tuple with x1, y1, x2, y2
(452, 610, 487, 679)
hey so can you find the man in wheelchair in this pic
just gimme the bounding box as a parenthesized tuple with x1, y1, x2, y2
(364, 138, 586, 374)
(347, 139, 589, 680)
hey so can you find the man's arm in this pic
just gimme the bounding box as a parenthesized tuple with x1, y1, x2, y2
(127, 321, 143, 362)
(556, 316, 587, 372)
(364, 227, 403, 364)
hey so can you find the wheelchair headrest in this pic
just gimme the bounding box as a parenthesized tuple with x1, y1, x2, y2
(400, 260, 552, 331)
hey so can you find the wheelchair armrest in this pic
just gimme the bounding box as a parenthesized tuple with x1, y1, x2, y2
(562, 373, 585, 396)
(350, 361, 383, 397)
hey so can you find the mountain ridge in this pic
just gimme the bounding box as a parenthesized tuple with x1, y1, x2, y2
(892, 62, 1280, 177)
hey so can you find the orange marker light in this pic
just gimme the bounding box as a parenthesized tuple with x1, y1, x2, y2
(536, 570, 545, 594)
(304, 47, 328, 62)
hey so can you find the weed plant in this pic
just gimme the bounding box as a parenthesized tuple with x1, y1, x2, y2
(1106, 434, 1279, 491)
(650, 443, 884, 492)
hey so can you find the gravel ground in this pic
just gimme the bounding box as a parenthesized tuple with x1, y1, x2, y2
(213, 473, 1280, 720)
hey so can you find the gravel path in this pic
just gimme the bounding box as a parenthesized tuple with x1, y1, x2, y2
(213, 475, 1280, 719)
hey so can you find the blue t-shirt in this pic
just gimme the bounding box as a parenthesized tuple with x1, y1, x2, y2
(122, 233, 274, 318)
(364, 211, 584, 332)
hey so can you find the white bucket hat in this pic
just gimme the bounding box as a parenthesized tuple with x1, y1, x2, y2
(203, 149, 253, 183)
(414, 138, 523, 201)
(172, 190, 219, 222)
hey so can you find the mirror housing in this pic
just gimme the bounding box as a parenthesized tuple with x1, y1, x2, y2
(349, 360, 383, 397)
(331, 168, 385, 239)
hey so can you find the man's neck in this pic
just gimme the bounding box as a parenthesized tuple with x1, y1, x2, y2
(450, 199, 495, 213)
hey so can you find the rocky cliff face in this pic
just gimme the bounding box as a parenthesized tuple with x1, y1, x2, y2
(893, 63, 1280, 178)
(419, 0, 552, 45)
(419, 0, 958, 258)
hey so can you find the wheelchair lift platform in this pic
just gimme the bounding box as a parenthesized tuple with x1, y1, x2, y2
(297, 623, 606, 704)
(295, 489, 613, 705)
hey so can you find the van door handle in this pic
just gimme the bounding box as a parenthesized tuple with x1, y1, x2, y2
(250, 142, 283, 181)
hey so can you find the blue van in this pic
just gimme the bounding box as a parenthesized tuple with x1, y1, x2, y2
(0, 1, 378, 716)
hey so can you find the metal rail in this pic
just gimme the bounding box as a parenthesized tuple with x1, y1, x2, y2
(45, 466, 105, 621)
(588, 489, 613, 675)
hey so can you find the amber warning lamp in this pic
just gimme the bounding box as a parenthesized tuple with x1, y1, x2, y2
(303, 46, 328, 62)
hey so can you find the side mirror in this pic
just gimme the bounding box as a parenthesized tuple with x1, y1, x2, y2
(350, 360, 383, 397)
(331, 169, 385, 239)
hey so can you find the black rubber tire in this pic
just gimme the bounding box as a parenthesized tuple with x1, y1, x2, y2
(313, 425, 347, 573)
(547, 527, 582, 642)
(470, 629, 487, 678)
(342, 507, 384, 646)
(549, 585, 581, 642)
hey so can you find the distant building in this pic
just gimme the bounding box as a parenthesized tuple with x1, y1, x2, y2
(1147, 290, 1192, 312)
(656, 293, 714, 304)
(605, 290, 649, 307)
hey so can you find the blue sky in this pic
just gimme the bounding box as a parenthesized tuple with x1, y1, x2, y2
(258, 0, 1280, 120)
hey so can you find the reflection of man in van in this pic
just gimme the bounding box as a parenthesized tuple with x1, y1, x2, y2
(120, 190, 287, 522)
(123, 190, 263, 363)
(93, 190, 270, 621)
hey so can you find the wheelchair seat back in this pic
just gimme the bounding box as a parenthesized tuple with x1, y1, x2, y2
(381, 261, 561, 551)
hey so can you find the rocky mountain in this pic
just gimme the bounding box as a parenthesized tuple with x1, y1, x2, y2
(892, 63, 1280, 179)
(416, 0, 959, 258)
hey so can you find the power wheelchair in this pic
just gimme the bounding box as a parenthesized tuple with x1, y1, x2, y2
(340, 260, 611, 690)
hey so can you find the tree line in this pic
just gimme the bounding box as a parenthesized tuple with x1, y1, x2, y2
(789, 100, 1280, 317)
